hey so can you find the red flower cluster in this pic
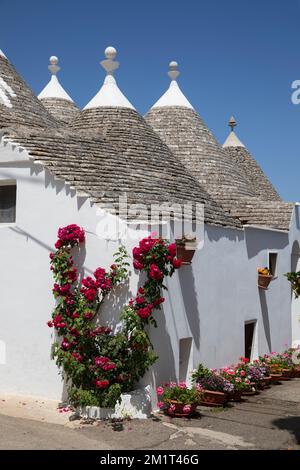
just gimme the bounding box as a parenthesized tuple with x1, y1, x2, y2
(130, 236, 183, 322)
(55, 224, 85, 249)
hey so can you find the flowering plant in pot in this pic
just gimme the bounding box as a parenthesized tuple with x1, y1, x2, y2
(251, 360, 271, 389)
(175, 234, 197, 265)
(259, 354, 283, 382)
(281, 347, 300, 377)
(156, 382, 203, 417)
(285, 271, 300, 299)
(192, 365, 233, 406)
(233, 358, 258, 395)
(220, 366, 251, 401)
(258, 267, 273, 290)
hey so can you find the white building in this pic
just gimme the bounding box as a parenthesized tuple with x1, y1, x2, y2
(0, 47, 299, 401)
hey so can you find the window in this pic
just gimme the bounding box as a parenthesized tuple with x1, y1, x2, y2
(268, 252, 278, 277)
(0, 182, 16, 223)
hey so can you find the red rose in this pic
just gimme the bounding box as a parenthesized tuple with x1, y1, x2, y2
(168, 243, 177, 257)
(149, 264, 163, 280)
(133, 261, 143, 270)
(172, 258, 182, 269)
(95, 379, 109, 389)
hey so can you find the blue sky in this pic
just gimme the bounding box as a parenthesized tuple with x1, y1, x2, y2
(0, 0, 299, 201)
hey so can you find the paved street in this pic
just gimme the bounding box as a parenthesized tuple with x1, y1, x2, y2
(0, 379, 299, 450)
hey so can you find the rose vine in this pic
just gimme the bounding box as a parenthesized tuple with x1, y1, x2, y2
(48, 225, 182, 408)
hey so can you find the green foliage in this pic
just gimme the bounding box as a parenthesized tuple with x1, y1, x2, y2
(285, 271, 300, 298)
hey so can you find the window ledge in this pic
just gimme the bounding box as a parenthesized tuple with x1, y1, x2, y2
(0, 222, 17, 228)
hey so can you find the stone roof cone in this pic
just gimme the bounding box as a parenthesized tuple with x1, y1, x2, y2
(222, 116, 281, 201)
(0, 48, 58, 129)
(69, 47, 240, 228)
(38, 56, 80, 125)
(145, 62, 256, 212)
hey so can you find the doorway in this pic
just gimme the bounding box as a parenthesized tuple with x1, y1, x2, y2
(245, 321, 256, 360)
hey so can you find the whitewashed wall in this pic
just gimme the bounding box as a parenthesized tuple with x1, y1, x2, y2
(0, 141, 298, 401)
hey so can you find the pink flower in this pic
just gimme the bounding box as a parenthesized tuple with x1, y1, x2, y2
(136, 296, 145, 305)
(168, 404, 176, 414)
(183, 404, 192, 413)
(47, 321, 53, 328)
(179, 381, 187, 389)
(138, 287, 145, 295)
(157, 401, 164, 409)
(196, 383, 203, 392)
(156, 386, 164, 396)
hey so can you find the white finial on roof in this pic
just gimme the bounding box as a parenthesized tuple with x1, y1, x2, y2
(0, 49, 7, 59)
(48, 56, 60, 75)
(38, 55, 73, 102)
(84, 46, 135, 110)
(223, 116, 245, 148)
(151, 61, 194, 109)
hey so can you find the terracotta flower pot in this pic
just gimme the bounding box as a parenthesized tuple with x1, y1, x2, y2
(200, 390, 228, 407)
(228, 390, 244, 402)
(280, 368, 293, 380)
(258, 274, 273, 290)
(258, 376, 272, 389)
(176, 239, 197, 265)
(166, 400, 197, 417)
(270, 373, 282, 383)
(294, 368, 300, 378)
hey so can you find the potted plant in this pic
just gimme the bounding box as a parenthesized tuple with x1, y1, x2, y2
(258, 267, 273, 290)
(220, 366, 251, 401)
(156, 382, 202, 417)
(192, 364, 233, 406)
(175, 235, 198, 265)
(285, 271, 300, 298)
(259, 355, 283, 382)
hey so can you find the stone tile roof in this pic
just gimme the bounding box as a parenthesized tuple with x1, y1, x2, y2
(229, 200, 294, 231)
(145, 106, 293, 231)
(223, 143, 281, 202)
(0, 54, 58, 129)
(1, 123, 241, 228)
(40, 97, 80, 125)
(145, 107, 256, 207)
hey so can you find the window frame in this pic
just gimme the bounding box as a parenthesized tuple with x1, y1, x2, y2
(268, 250, 278, 279)
(0, 179, 17, 226)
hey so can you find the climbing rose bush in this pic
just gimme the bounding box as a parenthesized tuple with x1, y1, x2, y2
(48, 225, 182, 408)
(131, 235, 182, 326)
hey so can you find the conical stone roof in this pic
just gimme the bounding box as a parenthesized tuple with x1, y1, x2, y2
(0, 51, 58, 129)
(1, 48, 240, 229)
(38, 56, 80, 125)
(222, 117, 281, 201)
